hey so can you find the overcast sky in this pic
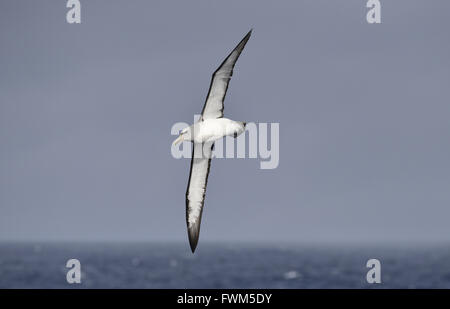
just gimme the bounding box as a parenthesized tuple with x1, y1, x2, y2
(1, 0, 449, 244)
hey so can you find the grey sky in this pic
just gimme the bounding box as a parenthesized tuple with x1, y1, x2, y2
(1, 0, 449, 244)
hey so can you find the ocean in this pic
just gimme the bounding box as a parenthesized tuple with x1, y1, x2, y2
(1, 242, 449, 289)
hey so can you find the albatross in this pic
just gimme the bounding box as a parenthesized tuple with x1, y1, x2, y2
(172, 30, 252, 253)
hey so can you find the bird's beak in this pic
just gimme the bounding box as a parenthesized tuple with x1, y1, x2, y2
(172, 134, 184, 146)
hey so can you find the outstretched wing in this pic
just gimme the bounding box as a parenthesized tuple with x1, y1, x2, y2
(200, 30, 252, 120)
(186, 142, 214, 252)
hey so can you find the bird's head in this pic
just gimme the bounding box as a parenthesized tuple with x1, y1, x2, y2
(172, 126, 191, 146)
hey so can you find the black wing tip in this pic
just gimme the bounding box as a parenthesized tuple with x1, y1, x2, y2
(189, 239, 198, 253)
(242, 29, 252, 43)
(234, 29, 252, 51)
(188, 225, 200, 253)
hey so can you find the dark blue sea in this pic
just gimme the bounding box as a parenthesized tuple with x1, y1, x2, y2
(1, 243, 450, 289)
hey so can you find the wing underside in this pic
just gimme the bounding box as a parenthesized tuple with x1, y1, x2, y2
(200, 30, 252, 120)
(185, 142, 214, 252)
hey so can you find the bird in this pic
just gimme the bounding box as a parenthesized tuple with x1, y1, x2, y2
(172, 30, 252, 253)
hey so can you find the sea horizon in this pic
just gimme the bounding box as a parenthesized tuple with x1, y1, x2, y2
(1, 241, 450, 289)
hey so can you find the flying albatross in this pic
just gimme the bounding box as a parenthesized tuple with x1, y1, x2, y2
(172, 30, 252, 253)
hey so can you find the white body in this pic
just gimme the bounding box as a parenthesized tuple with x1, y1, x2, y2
(180, 118, 246, 144)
